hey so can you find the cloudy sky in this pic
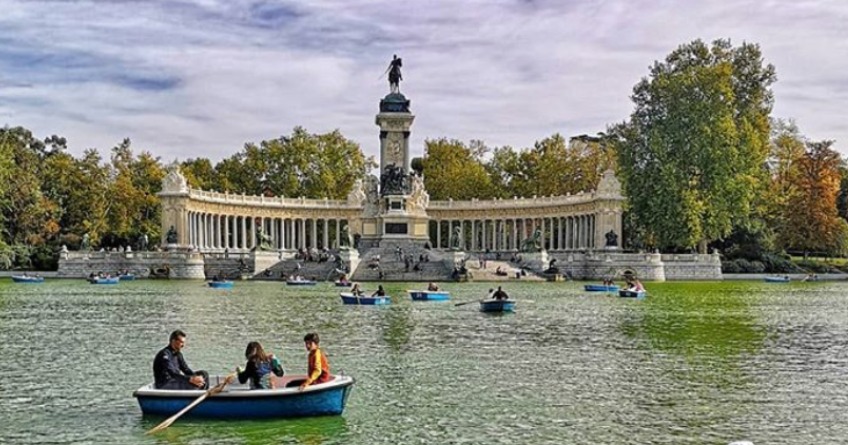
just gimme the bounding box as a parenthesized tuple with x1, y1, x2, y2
(1, 0, 847, 163)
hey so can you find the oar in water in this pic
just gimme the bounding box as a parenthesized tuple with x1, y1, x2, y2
(146, 372, 236, 435)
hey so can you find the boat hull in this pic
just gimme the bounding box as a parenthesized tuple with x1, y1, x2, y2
(118, 274, 136, 281)
(335, 282, 351, 287)
(208, 281, 234, 289)
(89, 277, 119, 284)
(134, 375, 354, 419)
(12, 276, 44, 283)
(286, 281, 317, 286)
(618, 290, 646, 299)
(584, 284, 619, 292)
(764, 277, 791, 283)
(479, 299, 516, 312)
(340, 293, 390, 305)
(409, 290, 450, 301)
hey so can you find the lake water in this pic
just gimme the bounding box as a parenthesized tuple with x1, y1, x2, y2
(1, 279, 847, 444)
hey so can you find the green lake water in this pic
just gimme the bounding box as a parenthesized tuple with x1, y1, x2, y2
(1, 279, 847, 444)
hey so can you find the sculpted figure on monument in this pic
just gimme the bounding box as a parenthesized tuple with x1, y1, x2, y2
(139, 233, 149, 251)
(256, 226, 273, 251)
(605, 230, 618, 247)
(363, 175, 380, 217)
(166, 225, 178, 244)
(450, 226, 462, 251)
(520, 228, 542, 252)
(380, 165, 409, 196)
(80, 233, 91, 251)
(347, 179, 367, 207)
(409, 174, 429, 212)
(340, 225, 353, 250)
(386, 54, 403, 94)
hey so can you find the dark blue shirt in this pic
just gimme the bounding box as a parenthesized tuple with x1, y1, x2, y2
(153, 346, 194, 388)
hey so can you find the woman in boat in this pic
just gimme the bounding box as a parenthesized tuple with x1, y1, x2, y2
(237, 341, 284, 390)
(372, 285, 386, 297)
(350, 282, 364, 296)
(626, 278, 645, 292)
(427, 282, 440, 292)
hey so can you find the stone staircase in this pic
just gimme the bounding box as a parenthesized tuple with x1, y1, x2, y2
(256, 257, 342, 282)
(351, 242, 452, 282)
(462, 257, 545, 282)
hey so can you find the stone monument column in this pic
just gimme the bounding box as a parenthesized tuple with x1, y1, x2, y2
(158, 162, 191, 249)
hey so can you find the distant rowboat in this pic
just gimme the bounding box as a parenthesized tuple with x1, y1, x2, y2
(479, 299, 516, 313)
(764, 276, 791, 283)
(12, 275, 45, 283)
(408, 290, 451, 301)
(286, 279, 317, 286)
(340, 292, 390, 305)
(618, 289, 646, 299)
(208, 281, 234, 289)
(89, 277, 119, 284)
(584, 284, 619, 292)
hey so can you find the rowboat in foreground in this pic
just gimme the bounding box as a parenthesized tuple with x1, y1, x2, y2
(479, 299, 516, 312)
(618, 289, 647, 299)
(208, 281, 234, 289)
(340, 292, 390, 305)
(764, 276, 791, 283)
(584, 284, 619, 292)
(133, 374, 354, 419)
(408, 290, 451, 301)
(89, 277, 119, 284)
(12, 275, 45, 283)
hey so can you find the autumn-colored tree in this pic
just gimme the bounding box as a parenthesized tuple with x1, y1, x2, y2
(781, 140, 847, 255)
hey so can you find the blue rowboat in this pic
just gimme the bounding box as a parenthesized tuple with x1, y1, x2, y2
(618, 289, 646, 299)
(408, 290, 451, 301)
(340, 292, 390, 305)
(764, 276, 791, 283)
(89, 277, 119, 284)
(479, 299, 516, 313)
(286, 280, 317, 286)
(12, 275, 45, 283)
(584, 284, 619, 292)
(208, 281, 234, 289)
(335, 281, 351, 287)
(133, 374, 354, 419)
(118, 274, 136, 281)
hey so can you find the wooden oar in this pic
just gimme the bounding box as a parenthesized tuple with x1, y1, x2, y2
(146, 372, 236, 435)
(455, 299, 483, 306)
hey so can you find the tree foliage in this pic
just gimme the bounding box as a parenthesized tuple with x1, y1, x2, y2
(612, 39, 776, 251)
(780, 140, 847, 254)
(422, 139, 495, 200)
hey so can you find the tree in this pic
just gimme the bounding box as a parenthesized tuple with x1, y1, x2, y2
(781, 140, 846, 256)
(421, 138, 494, 200)
(612, 39, 776, 252)
(215, 127, 368, 199)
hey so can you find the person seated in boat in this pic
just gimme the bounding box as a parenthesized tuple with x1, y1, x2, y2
(427, 282, 440, 292)
(626, 278, 645, 292)
(350, 282, 364, 296)
(299, 332, 331, 390)
(492, 286, 509, 301)
(212, 273, 223, 282)
(237, 341, 284, 389)
(372, 285, 386, 297)
(153, 329, 209, 390)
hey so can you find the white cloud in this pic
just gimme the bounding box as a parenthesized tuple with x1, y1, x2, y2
(1, 0, 847, 162)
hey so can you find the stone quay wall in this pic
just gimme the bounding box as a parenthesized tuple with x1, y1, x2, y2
(57, 251, 205, 279)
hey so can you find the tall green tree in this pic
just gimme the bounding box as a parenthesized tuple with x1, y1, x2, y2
(422, 138, 494, 200)
(612, 39, 776, 252)
(216, 127, 368, 199)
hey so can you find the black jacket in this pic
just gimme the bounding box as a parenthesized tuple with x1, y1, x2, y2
(153, 346, 194, 388)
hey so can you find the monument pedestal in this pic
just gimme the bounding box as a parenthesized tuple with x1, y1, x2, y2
(521, 250, 549, 272)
